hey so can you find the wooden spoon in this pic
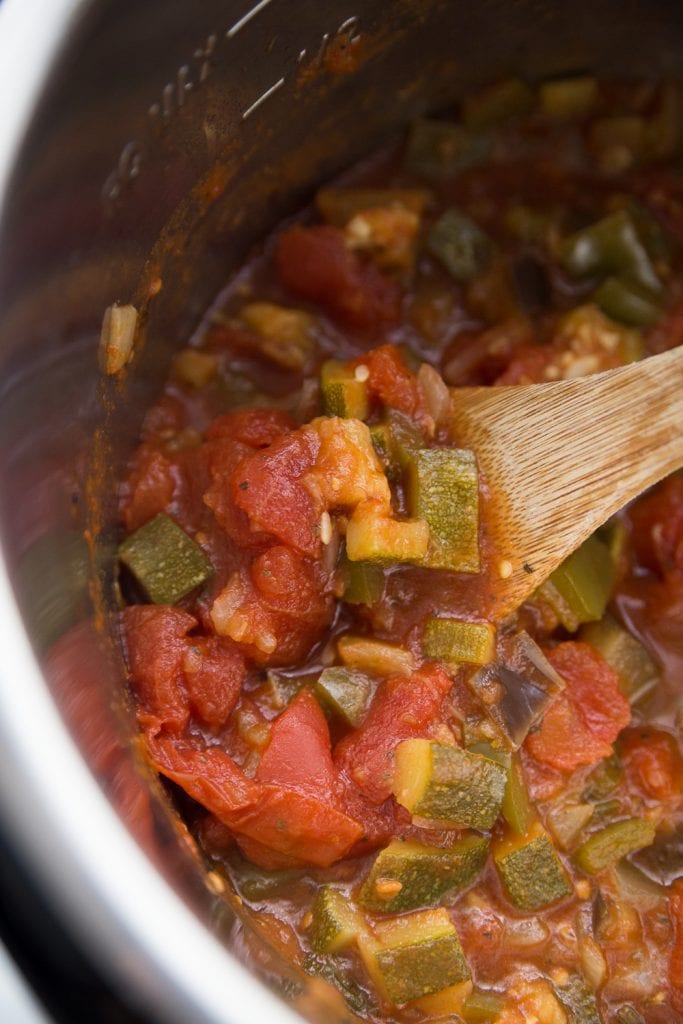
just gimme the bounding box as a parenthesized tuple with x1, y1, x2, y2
(451, 345, 683, 618)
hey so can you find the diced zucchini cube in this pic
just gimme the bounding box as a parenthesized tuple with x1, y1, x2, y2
(466, 743, 533, 836)
(411, 980, 473, 1016)
(320, 359, 370, 420)
(462, 988, 506, 1022)
(494, 823, 572, 910)
(537, 533, 616, 631)
(580, 613, 660, 703)
(359, 835, 488, 913)
(574, 817, 656, 875)
(311, 886, 364, 954)
(423, 618, 495, 666)
(315, 667, 373, 728)
(387, 411, 424, 470)
(393, 740, 507, 830)
(539, 75, 598, 119)
(407, 448, 480, 573)
(554, 974, 602, 1024)
(462, 78, 535, 130)
(346, 502, 429, 563)
(369, 421, 393, 466)
(118, 513, 213, 605)
(361, 908, 470, 1004)
(341, 555, 385, 606)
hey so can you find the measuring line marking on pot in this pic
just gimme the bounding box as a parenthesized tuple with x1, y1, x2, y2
(241, 77, 285, 120)
(102, 10, 363, 203)
(227, 0, 275, 38)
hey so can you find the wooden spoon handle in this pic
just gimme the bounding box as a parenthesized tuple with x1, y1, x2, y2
(452, 346, 683, 615)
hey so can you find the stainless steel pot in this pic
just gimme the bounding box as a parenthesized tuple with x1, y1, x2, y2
(0, 1, 682, 1021)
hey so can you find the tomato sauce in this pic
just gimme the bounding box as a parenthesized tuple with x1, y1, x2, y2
(116, 77, 683, 1023)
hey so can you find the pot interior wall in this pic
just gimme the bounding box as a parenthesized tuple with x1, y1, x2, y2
(0, 0, 683, 1021)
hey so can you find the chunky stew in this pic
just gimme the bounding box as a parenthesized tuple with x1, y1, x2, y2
(117, 76, 683, 1023)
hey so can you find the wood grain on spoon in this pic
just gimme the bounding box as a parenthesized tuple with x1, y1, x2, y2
(451, 345, 683, 619)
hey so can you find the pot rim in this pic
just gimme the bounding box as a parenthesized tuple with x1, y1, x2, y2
(0, 2, 300, 1022)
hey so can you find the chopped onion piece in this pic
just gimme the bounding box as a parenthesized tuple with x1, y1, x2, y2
(417, 362, 453, 433)
(99, 303, 138, 374)
(578, 932, 607, 989)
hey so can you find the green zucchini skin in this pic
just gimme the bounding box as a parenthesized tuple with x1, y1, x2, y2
(359, 835, 488, 913)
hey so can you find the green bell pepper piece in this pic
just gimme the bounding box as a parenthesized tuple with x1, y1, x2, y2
(593, 276, 662, 327)
(623, 198, 673, 261)
(427, 208, 493, 283)
(118, 513, 213, 605)
(230, 859, 304, 900)
(559, 209, 662, 295)
(582, 753, 622, 802)
(264, 670, 305, 710)
(404, 119, 491, 181)
(574, 817, 656, 875)
(502, 754, 534, 836)
(315, 667, 373, 728)
(546, 802, 595, 851)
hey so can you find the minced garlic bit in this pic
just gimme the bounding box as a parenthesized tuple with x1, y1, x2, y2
(301, 911, 314, 930)
(320, 511, 333, 545)
(550, 967, 570, 986)
(99, 303, 138, 375)
(205, 870, 226, 895)
(374, 878, 403, 898)
(354, 363, 370, 382)
(498, 558, 513, 579)
(574, 879, 591, 900)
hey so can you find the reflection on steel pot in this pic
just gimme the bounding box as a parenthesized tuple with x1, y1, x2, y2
(0, 0, 682, 1021)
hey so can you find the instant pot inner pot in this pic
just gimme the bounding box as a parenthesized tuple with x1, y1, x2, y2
(1, 1, 683, 1022)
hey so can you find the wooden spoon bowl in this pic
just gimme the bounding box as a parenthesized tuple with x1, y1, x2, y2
(451, 346, 683, 617)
